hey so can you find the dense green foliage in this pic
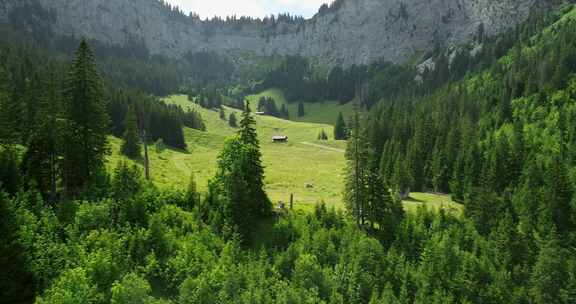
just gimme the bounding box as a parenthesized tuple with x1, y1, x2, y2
(0, 192, 35, 303)
(3, 3, 576, 304)
(3, 182, 575, 303)
(0, 31, 204, 152)
(22, 74, 61, 202)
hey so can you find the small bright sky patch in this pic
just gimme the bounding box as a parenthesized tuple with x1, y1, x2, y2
(164, 0, 331, 19)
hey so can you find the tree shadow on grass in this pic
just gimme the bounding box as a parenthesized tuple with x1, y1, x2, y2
(403, 196, 425, 203)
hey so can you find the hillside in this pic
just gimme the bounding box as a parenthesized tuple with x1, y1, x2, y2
(245, 88, 354, 125)
(108, 95, 347, 209)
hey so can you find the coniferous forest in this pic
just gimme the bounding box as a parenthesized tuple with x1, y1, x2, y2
(2, 1, 576, 304)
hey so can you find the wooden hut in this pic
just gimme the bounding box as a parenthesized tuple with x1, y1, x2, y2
(272, 135, 288, 143)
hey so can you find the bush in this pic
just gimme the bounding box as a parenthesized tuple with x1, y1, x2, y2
(111, 273, 156, 304)
(36, 268, 102, 304)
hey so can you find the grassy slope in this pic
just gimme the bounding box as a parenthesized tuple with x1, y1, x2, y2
(108, 94, 461, 213)
(109, 95, 347, 210)
(246, 88, 354, 126)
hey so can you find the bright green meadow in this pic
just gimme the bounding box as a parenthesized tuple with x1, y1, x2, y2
(108, 93, 460, 213)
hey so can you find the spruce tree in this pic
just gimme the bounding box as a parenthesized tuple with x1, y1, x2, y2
(334, 112, 347, 140)
(111, 161, 142, 201)
(391, 155, 413, 197)
(121, 105, 141, 159)
(0, 66, 22, 145)
(207, 136, 270, 239)
(366, 149, 404, 236)
(62, 40, 110, 195)
(229, 113, 237, 128)
(239, 101, 259, 147)
(297, 101, 305, 117)
(219, 106, 226, 120)
(406, 115, 433, 192)
(530, 237, 568, 304)
(449, 152, 465, 201)
(23, 74, 61, 202)
(430, 138, 447, 193)
(184, 173, 199, 211)
(21, 78, 40, 144)
(513, 160, 543, 235)
(237, 101, 271, 218)
(546, 156, 574, 235)
(344, 104, 369, 225)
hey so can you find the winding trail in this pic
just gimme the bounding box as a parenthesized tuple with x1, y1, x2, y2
(299, 142, 345, 153)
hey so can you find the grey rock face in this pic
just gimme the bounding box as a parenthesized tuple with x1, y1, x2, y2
(2, 0, 546, 67)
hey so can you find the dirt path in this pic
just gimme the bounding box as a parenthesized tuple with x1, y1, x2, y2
(299, 142, 345, 153)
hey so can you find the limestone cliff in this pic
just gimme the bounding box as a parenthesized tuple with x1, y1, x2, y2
(0, 0, 550, 67)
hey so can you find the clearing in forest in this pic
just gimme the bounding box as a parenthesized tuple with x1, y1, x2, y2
(108, 94, 462, 213)
(108, 95, 347, 210)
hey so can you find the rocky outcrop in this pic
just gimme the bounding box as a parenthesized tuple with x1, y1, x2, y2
(0, 0, 549, 67)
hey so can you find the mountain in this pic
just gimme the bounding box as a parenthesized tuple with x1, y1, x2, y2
(0, 0, 552, 67)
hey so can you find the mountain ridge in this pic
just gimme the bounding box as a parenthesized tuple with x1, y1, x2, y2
(0, 0, 552, 67)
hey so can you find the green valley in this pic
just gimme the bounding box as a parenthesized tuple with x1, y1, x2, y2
(108, 95, 459, 214)
(108, 95, 347, 210)
(2, 2, 576, 304)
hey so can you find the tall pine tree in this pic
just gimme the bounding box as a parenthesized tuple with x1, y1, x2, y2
(239, 101, 259, 147)
(237, 101, 271, 219)
(545, 156, 574, 236)
(62, 40, 110, 195)
(23, 72, 62, 202)
(365, 148, 404, 237)
(207, 137, 254, 239)
(344, 104, 369, 225)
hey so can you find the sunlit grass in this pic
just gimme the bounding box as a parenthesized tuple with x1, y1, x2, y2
(402, 192, 463, 216)
(245, 88, 354, 126)
(108, 95, 347, 210)
(107, 94, 463, 214)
